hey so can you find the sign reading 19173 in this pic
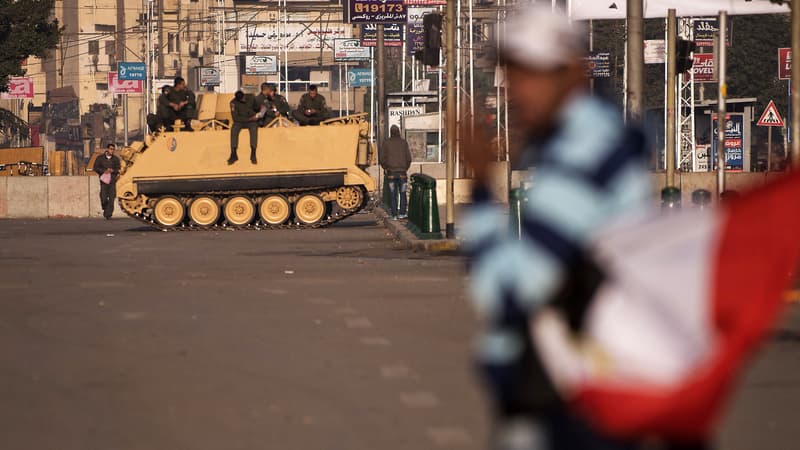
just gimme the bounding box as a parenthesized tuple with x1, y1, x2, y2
(348, 0, 407, 23)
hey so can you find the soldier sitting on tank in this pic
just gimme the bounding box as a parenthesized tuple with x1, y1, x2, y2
(155, 85, 175, 131)
(255, 82, 291, 126)
(166, 76, 196, 132)
(228, 90, 261, 165)
(292, 84, 330, 126)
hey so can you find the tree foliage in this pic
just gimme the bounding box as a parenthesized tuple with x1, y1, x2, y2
(0, 0, 60, 91)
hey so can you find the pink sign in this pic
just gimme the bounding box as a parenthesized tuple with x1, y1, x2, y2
(779, 48, 792, 81)
(108, 71, 143, 94)
(1, 77, 34, 99)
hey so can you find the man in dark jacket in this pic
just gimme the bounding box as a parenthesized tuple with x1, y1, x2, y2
(255, 83, 291, 126)
(156, 85, 174, 131)
(166, 77, 195, 131)
(292, 85, 329, 126)
(379, 125, 412, 220)
(92, 143, 121, 219)
(228, 90, 260, 165)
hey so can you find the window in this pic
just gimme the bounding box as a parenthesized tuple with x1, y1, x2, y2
(95, 24, 115, 34)
(168, 33, 178, 54)
(105, 41, 115, 55)
(88, 41, 99, 55)
(96, 83, 108, 91)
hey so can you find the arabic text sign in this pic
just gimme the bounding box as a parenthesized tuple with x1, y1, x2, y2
(403, 0, 446, 4)
(199, 67, 220, 86)
(239, 24, 350, 52)
(334, 39, 371, 62)
(779, 48, 792, 81)
(117, 62, 146, 81)
(1, 77, 34, 99)
(406, 7, 434, 56)
(690, 53, 715, 82)
(692, 18, 730, 48)
(712, 114, 744, 171)
(347, 68, 373, 87)
(349, 0, 407, 23)
(360, 23, 403, 47)
(245, 55, 278, 74)
(108, 72, 143, 94)
(584, 53, 610, 78)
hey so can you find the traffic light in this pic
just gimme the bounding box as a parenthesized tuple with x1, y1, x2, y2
(676, 39, 697, 73)
(422, 13, 442, 66)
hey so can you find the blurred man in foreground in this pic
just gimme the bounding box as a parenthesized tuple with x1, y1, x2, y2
(463, 3, 652, 448)
(465, 5, 800, 450)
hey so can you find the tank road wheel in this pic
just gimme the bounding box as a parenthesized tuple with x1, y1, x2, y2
(335, 186, 363, 210)
(294, 194, 326, 225)
(153, 196, 185, 227)
(189, 196, 220, 227)
(224, 196, 256, 226)
(259, 195, 291, 225)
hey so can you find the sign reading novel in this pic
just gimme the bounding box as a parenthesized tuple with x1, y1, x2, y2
(108, 72, 143, 94)
(348, 0, 407, 23)
(334, 39, 371, 62)
(360, 23, 403, 47)
(712, 114, 744, 171)
(584, 53, 610, 78)
(690, 53, 715, 82)
(0, 77, 34, 99)
(779, 48, 792, 80)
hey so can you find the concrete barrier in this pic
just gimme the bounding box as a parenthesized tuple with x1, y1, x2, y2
(48, 176, 90, 217)
(88, 178, 127, 218)
(6, 177, 48, 218)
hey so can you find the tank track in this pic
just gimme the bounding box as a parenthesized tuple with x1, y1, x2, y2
(119, 185, 366, 232)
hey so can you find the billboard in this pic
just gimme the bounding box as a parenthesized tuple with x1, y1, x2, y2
(360, 23, 403, 47)
(117, 62, 146, 81)
(690, 53, 716, 82)
(712, 114, 744, 171)
(584, 53, 611, 78)
(199, 67, 221, 86)
(569, 0, 789, 20)
(1, 77, 34, 99)
(239, 23, 350, 52)
(692, 18, 731, 48)
(108, 72, 143, 94)
(348, 0, 407, 23)
(347, 68, 372, 87)
(245, 55, 278, 74)
(406, 7, 434, 56)
(334, 39, 371, 62)
(779, 48, 792, 81)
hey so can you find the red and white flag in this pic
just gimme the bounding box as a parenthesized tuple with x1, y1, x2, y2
(531, 172, 800, 441)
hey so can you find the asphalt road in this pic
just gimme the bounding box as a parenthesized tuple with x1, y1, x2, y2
(0, 215, 797, 450)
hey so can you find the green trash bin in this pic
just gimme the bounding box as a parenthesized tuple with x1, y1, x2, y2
(407, 173, 442, 239)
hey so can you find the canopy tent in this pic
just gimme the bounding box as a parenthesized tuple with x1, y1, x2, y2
(568, 0, 790, 20)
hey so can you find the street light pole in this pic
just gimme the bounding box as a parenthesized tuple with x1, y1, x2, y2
(445, 0, 456, 238)
(666, 9, 677, 187)
(626, 0, 644, 122)
(717, 11, 728, 195)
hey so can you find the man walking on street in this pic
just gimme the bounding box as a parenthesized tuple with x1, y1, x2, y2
(255, 83, 290, 126)
(292, 85, 329, 126)
(228, 90, 260, 165)
(92, 143, 121, 219)
(379, 125, 412, 220)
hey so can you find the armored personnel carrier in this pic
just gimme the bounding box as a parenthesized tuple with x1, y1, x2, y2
(115, 93, 375, 231)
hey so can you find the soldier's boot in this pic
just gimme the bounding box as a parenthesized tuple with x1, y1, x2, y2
(250, 147, 257, 164)
(227, 148, 238, 165)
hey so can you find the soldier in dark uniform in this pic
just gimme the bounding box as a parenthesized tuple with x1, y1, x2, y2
(228, 90, 260, 165)
(166, 76, 196, 131)
(292, 84, 329, 126)
(156, 85, 174, 131)
(255, 83, 291, 126)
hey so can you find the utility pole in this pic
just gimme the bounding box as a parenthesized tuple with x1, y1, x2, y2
(666, 9, 677, 187)
(626, 0, 644, 122)
(376, 25, 386, 147)
(792, 0, 800, 167)
(716, 11, 728, 195)
(445, 0, 456, 238)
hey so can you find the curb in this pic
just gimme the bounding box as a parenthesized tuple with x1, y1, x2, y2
(374, 206, 460, 253)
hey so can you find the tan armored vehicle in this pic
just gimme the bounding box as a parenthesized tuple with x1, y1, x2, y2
(115, 93, 375, 230)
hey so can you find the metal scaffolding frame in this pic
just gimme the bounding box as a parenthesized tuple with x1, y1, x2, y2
(677, 17, 697, 172)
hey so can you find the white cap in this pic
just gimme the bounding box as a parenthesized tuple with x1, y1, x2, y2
(500, 4, 586, 71)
